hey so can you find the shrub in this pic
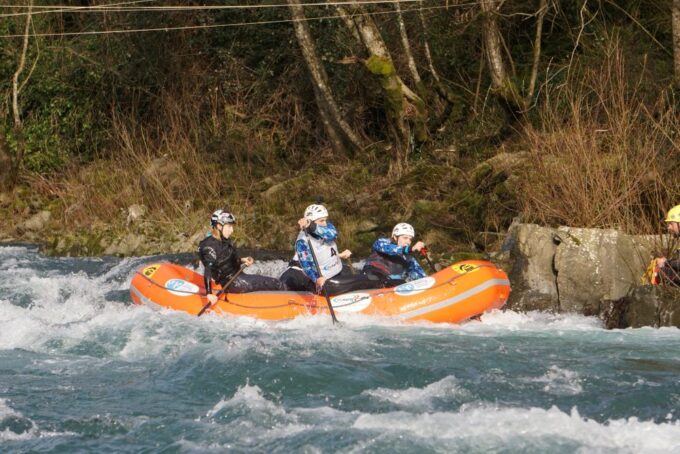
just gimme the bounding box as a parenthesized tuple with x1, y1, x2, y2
(517, 42, 680, 235)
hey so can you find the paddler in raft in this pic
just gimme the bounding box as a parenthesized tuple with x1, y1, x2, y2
(362, 222, 427, 287)
(199, 208, 286, 305)
(653, 204, 680, 287)
(280, 204, 380, 295)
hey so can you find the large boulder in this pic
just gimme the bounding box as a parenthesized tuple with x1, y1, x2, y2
(552, 227, 656, 315)
(501, 222, 670, 325)
(500, 222, 559, 312)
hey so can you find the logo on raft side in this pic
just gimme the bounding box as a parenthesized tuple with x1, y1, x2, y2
(330, 293, 372, 313)
(143, 264, 161, 278)
(165, 278, 200, 297)
(394, 276, 436, 296)
(450, 263, 480, 274)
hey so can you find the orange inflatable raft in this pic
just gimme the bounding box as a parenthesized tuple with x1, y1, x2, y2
(129, 260, 510, 324)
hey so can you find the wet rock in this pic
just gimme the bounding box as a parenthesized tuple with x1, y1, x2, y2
(602, 286, 680, 328)
(17, 210, 51, 233)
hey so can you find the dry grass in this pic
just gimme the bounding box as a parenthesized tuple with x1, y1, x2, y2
(47, 65, 318, 246)
(518, 42, 680, 238)
(41, 73, 381, 252)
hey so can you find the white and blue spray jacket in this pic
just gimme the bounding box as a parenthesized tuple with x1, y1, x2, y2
(292, 222, 343, 282)
(363, 238, 426, 281)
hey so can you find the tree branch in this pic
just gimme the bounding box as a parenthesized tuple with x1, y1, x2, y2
(527, 0, 548, 101)
(12, 1, 33, 129)
(395, 0, 421, 85)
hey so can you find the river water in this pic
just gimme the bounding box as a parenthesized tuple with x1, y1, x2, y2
(1, 245, 679, 453)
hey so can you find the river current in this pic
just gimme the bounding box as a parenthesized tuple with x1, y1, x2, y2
(1, 245, 679, 453)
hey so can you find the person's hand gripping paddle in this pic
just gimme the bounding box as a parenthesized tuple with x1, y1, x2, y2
(197, 264, 247, 317)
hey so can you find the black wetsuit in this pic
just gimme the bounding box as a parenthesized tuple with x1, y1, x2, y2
(281, 262, 380, 295)
(659, 250, 680, 287)
(198, 235, 285, 293)
(362, 251, 409, 287)
(322, 267, 382, 295)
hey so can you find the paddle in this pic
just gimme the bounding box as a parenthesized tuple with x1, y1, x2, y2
(419, 246, 437, 273)
(304, 231, 339, 325)
(197, 264, 247, 317)
(345, 258, 356, 274)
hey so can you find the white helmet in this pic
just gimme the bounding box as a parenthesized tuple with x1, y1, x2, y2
(304, 204, 329, 221)
(211, 209, 236, 227)
(392, 222, 415, 238)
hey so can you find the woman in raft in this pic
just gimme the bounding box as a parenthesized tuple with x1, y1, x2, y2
(280, 204, 380, 295)
(362, 222, 427, 287)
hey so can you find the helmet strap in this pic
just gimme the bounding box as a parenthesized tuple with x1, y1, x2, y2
(214, 224, 224, 240)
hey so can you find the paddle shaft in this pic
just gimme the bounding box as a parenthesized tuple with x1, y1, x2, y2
(345, 258, 356, 274)
(304, 231, 339, 325)
(419, 246, 436, 273)
(197, 264, 246, 317)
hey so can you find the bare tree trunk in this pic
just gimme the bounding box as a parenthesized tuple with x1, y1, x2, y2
(527, 0, 548, 101)
(335, 2, 428, 172)
(10, 1, 33, 187)
(673, 0, 680, 85)
(480, 0, 525, 111)
(287, 0, 362, 155)
(395, 0, 421, 87)
(418, 1, 463, 129)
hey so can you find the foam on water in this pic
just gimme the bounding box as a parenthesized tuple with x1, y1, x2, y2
(190, 382, 680, 452)
(196, 385, 312, 449)
(352, 405, 680, 451)
(529, 365, 584, 396)
(2, 246, 680, 452)
(204, 384, 288, 420)
(0, 398, 72, 441)
(242, 259, 289, 279)
(476, 309, 605, 332)
(362, 375, 471, 411)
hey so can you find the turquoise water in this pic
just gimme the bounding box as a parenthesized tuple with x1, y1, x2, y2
(1, 245, 679, 453)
